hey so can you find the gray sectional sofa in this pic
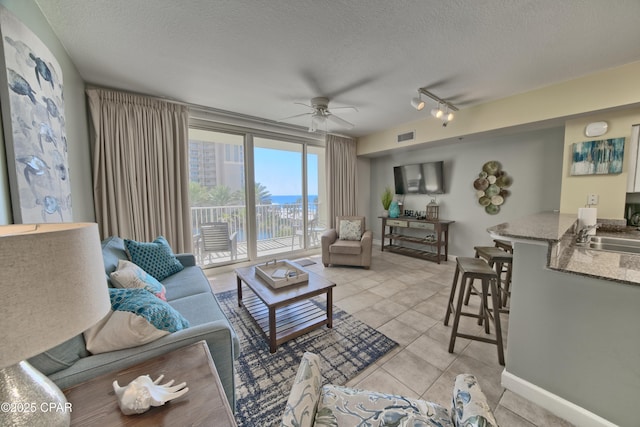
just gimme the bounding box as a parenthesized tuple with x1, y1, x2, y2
(28, 236, 240, 409)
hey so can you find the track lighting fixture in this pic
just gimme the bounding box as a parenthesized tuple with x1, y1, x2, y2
(414, 87, 458, 126)
(410, 92, 425, 110)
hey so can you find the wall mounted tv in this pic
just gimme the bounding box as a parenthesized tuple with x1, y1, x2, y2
(393, 161, 445, 194)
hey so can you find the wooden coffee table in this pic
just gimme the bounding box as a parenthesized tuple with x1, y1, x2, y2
(235, 264, 336, 353)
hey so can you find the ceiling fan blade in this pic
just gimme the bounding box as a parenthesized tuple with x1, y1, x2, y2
(328, 106, 359, 112)
(327, 113, 354, 129)
(277, 112, 312, 122)
(293, 102, 313, 109)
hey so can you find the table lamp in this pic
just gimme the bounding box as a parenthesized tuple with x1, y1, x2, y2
(0, 223, 111, 426)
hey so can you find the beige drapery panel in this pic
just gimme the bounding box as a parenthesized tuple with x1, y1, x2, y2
(326, 134, 357, 228)
(87, 89, 192, 253)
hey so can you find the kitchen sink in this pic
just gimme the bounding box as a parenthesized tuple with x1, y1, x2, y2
(583, 236, 640, 254)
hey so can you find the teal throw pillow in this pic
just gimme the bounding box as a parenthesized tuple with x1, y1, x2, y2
(109, 288, 189, 333)
(84, 288, 190, 354)
(125, 236, 184, 281)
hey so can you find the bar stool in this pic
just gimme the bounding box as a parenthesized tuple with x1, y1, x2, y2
(493, 239, 513, 253)
(464, 246, 513, 310)
(444, 257, 504, 365)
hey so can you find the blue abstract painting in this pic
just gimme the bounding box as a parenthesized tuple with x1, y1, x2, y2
(570, 138, 625, 176)
(0, 6, 71, 223)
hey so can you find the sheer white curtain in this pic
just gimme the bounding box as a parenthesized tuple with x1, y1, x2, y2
(326, 134, 357, 228)
(86, 89, 192, 253)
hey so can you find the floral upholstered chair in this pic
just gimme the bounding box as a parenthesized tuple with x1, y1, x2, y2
(281, 352, 498, 427)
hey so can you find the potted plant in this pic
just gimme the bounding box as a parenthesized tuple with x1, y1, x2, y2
(381, 187, 393, 217)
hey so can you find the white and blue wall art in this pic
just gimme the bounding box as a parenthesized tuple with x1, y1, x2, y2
(0, 6, 71, 223)
(570, 138, 625, 176)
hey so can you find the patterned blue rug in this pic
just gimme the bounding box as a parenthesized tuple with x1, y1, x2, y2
(215, 288, 398, 427)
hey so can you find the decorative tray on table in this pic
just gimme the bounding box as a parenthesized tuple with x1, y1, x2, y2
(255, 259, 309, 289)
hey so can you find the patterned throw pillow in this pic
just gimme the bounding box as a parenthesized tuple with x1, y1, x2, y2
(451, 374, 498, 427)
(84, 288, 190, 355)
(338, 220, 362, 241)
(110, 259, 167, 301)
(281, 352, 322, 427)
(124, 236, 184, 281)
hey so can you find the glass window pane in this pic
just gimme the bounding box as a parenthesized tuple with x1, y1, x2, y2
(254, 137, 303, 257)
(188, 129, 247, 266)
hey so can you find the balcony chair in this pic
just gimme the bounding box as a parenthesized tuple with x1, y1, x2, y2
(199, 222, 238, 262)
(321, 215, 372, 269)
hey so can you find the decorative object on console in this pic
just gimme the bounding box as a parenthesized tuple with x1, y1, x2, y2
(0, 223, 111, 427)
(388, 200, 400, 218)
(474, 161, 512, 215)
(380, 186, 393, 217)
(570, 138, 625, 176)
(426, 199, 439, 220)
(0, 6, 72, 223)
(113, 374, 189, 415)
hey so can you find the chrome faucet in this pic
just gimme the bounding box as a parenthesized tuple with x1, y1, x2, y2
(576, 223, 599, 243)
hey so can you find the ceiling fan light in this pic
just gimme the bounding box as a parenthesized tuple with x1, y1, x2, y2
(411, 97, 425, 111)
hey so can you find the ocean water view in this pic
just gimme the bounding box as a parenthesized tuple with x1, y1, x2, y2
(270, 195, 318, 205)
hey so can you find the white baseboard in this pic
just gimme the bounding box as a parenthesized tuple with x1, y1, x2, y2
(501, 370, 618, 427)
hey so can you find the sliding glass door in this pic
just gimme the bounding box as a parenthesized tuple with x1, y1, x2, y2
(188, 128, 324, 267)
(188, 129, 248, 266)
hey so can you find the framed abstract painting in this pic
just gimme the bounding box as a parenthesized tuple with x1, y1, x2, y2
(0, 6, 71, 223)
(570, 138, 625, 176)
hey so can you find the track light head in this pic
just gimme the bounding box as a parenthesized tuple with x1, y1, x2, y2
(411, 97, 425, 111)
(430, 108, 443, 119)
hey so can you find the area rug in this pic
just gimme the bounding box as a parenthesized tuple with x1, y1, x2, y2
(215, 289, 398, 427)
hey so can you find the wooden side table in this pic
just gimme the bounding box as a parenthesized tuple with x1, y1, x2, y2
(63, 341, 237, 426)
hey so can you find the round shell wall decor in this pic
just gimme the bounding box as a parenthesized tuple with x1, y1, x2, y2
(474, 161, 512, 214)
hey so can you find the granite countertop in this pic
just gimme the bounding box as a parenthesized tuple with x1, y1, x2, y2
(488, 211, 640, 287)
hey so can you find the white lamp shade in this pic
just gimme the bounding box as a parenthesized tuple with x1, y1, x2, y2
(0, 223, 110, 368)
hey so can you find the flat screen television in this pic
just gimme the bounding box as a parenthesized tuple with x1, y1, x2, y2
(393, 161, 444, 194)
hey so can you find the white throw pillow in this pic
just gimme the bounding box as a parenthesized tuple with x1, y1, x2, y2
(110, 260, 167, 301)
(339, 220, 362, 241)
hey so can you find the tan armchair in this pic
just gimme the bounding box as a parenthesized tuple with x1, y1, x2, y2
(321, 216, 372, 269)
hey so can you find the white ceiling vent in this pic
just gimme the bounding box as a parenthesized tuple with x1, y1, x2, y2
(396, 130, 415, 143)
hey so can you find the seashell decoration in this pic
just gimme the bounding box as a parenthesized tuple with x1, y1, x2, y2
(113, 374, 189, 415)
(473, 161, 512, 215)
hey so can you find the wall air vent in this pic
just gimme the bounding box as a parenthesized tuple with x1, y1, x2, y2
(396, 130, 415, 143)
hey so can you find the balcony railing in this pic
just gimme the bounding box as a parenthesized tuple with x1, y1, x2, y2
(191, 202, 322, 266)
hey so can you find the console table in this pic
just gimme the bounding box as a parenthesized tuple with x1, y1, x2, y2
(380, 216, 454, 264)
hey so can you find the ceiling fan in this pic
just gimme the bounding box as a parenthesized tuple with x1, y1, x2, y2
(279, 97, 358, 132)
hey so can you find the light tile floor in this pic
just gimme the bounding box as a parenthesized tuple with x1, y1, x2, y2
(207, 249, 574, 427)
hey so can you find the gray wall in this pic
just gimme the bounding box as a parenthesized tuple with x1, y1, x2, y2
(507, 242, 639, 426)
(0, 0, 94, 224)
(366, 127, 565, 257)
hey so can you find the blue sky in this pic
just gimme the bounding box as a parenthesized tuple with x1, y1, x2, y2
(254, 148, 318, 196)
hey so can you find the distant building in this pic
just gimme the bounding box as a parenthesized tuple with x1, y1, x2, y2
(189, 140, 244, 191)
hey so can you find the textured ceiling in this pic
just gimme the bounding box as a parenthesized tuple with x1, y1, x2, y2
(36, 0, 640, 137)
